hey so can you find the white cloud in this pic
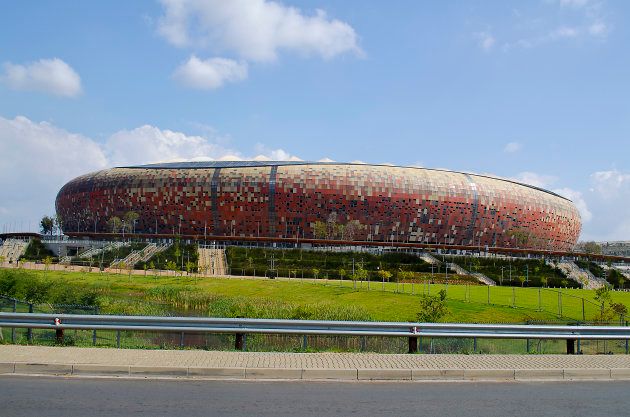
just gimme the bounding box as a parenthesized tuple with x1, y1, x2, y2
(503, 141, 523, 153)
(1, 58, 82, 97)
(104, 125, 237, 166)
(157, 0, 362, 62)
(557, 0, 591, 8)
(0, 116, 107, 232)
(550, 26, 579, 39)
(0, 115, 302, 231)
(317, 157, 335, 162)
(590, 170, 630, 199)
(553, 187, 592, 222)
(474, 32, 496, 51)
(173, 55, 248, 89)
(511, 172, 557, 188)
(498, 0, 610, 50)
(588, 21, 608, 36)
(253, 144, 302, 161)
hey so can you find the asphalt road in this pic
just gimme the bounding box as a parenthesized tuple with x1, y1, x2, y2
(1, 376, 629, 417)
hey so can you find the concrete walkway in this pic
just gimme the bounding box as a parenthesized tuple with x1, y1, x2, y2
(1, 345, 630, 381)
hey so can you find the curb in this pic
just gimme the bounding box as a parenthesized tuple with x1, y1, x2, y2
(1, 362, 630, 381)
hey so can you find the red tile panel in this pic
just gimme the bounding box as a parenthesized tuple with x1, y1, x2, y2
(55, 163, 581, 251)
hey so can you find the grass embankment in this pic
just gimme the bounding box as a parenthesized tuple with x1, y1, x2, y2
(19, 239, 56, 262)
(3, 268, 629, 323)
(575, 260, 629, 289)
(136, 241, 199, 272)
(226, 247, 478, 284)
(445, 255, 577, 288)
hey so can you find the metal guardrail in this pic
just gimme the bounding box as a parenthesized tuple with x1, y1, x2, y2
(1, 312, 629, 353)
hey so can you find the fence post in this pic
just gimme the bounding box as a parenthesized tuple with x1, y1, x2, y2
(538, 288, 541, 312)
(581, 299, 585, 321)
(27, 303, 33, 343)
(487, 285, 490, 305)
(93, 307, 98, 346)
(11, 299, 16, 343)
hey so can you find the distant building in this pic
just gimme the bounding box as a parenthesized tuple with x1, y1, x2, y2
(56, 161, 582, 251)
(601, 241, 630, 257)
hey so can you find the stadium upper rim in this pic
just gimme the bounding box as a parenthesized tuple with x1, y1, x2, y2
(117, 160, 571, 202)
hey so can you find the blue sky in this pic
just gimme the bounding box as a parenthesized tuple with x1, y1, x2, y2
(0, 0, 629, 241)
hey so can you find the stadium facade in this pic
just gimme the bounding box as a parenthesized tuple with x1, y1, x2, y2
(55, 161, 582, 251)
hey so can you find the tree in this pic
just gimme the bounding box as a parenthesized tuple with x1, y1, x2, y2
(43, 256, 53, 272)
(510, 229, 531, 248)
(417, 289, 449, 322)
(540, 276, 548, 288)
(124, 211, 140, 234)
(313, 221, 327, 239)
(185, 261, 196, 275)
(344, 220, 365, 241)
(351, 267, 367, 290)
(335, 223, 345, 240)
(40, 216, 54, 235)
(311, 268, 320, 280)
(165, 260, 178, 275)
(107, 216, 122, 234)
(517, 275, 526, 287)
(582, 241, 603, 255)
(53, 215, 64, 235)
(326, 212, 338, 239)
(338, 268, 346, 281)
(560, 279, 569, 288)
(377, 269, 392, 283)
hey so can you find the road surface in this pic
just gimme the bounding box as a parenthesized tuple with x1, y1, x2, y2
(1, 376, 629, 416)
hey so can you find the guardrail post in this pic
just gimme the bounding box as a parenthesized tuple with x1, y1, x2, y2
(235, 333, 245, 351)
(92, 307, 98, 346)
(566, 338, 576, 355)
(302, 335, 308, 350)
(116, 330, 121, 348)
(180, 332, 185, 348)
(11, 300, 16, 343)
(360, 336, 367, 352)
(27, 303, 33, 343)
(408, 337, 418, 353)
(473, 337, 477, 353)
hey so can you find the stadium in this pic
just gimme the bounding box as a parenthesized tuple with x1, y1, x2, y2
(55, 161, 581, 251)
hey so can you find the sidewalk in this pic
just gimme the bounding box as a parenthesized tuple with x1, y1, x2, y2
(1, 345, 630, 381)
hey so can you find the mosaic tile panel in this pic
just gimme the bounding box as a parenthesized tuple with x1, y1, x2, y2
(55, 163, 582, 251)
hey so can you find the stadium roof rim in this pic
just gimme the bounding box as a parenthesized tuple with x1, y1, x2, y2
(119, 160, 570, 202)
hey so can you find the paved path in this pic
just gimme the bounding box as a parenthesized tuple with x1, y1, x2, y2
(3, 377, 630, 417)
(1, 345, 630, 381)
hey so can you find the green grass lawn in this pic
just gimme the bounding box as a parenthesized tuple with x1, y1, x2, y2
(4, 268, 629, 323)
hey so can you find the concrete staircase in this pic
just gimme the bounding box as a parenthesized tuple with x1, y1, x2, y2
(198, 248, 227, 276)
(549, 260, 607, 289)
(0, 239, 29, 263)
(78, 242, 128, 261)
(420, 252, 495, 285)
(113, 243, 151, 268)
(419, 252, 441, 265)
(602, 263, 630, 281)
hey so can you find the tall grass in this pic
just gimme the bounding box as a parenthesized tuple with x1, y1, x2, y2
(146, 285, 372, 321)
